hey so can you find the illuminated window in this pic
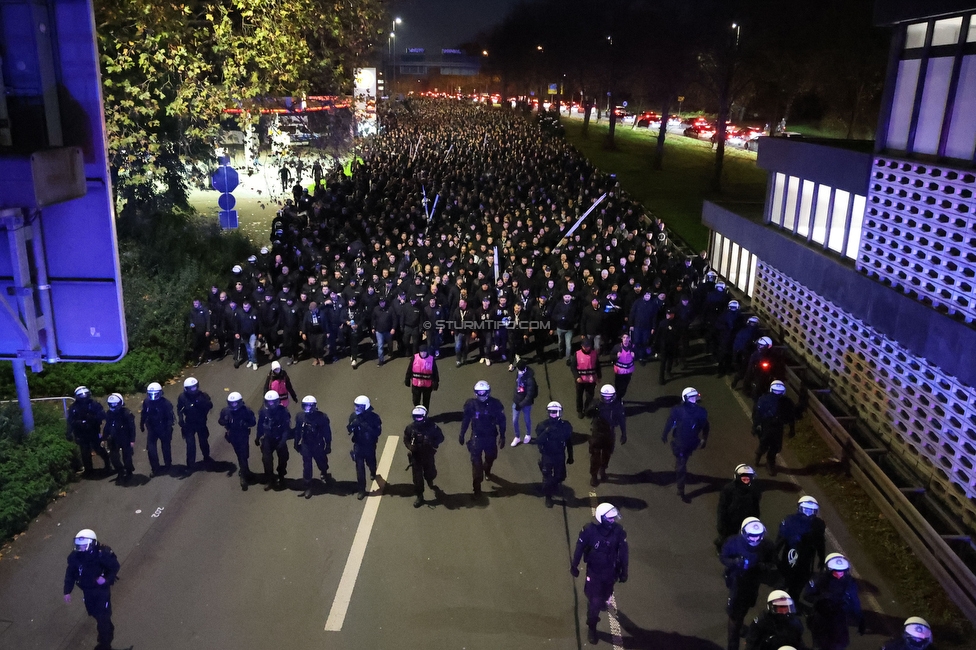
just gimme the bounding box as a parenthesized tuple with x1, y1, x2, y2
(968, 16, 976, 42)
(905, 22, 928, 49)
(931, 17, 963, 46)
(812, 185, 831, 245)
(828, 190, 850, 254)
(770, 173, 786, 226)
(914, 57, 954, 155)
(846, 195, 866, 259)
(945, 56, 976, 160)
(783, 176, 800, 231)
(887, 59, 921, 151)
(797, 180, 815, 238)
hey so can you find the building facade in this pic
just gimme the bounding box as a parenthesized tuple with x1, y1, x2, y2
(704, 0, 976, 530)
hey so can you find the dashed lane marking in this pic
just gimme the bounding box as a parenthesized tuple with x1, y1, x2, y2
(324, 435, 399, 631)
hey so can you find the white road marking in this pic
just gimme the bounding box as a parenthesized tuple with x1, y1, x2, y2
(324, 436, 399, 631)
(727, 384, 885, 616)
(589, 490, 625, 650)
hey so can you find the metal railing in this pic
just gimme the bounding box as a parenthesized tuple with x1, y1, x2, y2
(0, 396, 72, 420)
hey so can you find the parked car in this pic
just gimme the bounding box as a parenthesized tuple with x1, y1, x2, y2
(636, 111, 660, 128)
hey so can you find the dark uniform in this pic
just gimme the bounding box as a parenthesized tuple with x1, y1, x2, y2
(752, 390, 796, 475)
(176, 387, 214, 470)
(403, 417, 445, 504)
(64, 540, 120, 650)
(66, 397, 110, 474)
(535, 415, 574, 506)
(588, 416, 616, 487)
(459, 395, 506, 495)
(720, 532, 777, 650)
(218, 402, 257, 489)
(294, 409, 333, 494)
(348, 406, 383, 497)
(257, 402, 291, 488)
(777, 512, 826, 600)
(103, 405, 137, 483)
(571, 518, 629, 642)
(745, 609, 805, 650)
(592, 396, 626, 482)
(140, 395, 175, 476)
(716, 479, 762, 551)
(803, 570, 864, 650)
(661, 399, 710, 499)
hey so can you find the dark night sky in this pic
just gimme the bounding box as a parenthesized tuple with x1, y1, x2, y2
(388, 0, 522, 53)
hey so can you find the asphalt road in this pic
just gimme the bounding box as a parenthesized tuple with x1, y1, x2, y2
(0, 342, 907, 650)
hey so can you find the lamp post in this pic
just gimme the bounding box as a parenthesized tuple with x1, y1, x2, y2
(391, 17, 402, 97)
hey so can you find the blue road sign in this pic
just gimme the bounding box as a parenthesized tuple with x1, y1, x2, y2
(219, 210, 239, 229)
(211, 166, 239, 193)
(217, 193, 237, 211)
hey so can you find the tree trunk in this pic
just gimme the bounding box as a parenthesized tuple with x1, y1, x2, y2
(605, 93, 617, 150)
(845, 83, 863, 140)
(582, 100, 592, 134)
(654, 96, 672, 170)
(711, 66, 733, 193)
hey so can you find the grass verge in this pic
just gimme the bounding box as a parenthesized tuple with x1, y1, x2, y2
(786, 416, 974, 646)
(562, 119, 768, 250)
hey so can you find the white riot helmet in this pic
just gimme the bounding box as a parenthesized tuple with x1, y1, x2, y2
(147, 382, 162, 400)
(825, 552, 850, 573)
(474, 380, 491, 402)
(74, 386, 91, 399)
(903, 617, 932, 647)
(798, 495, 819, 516)
(302, 396, 317, 413)
(412, 405, 428, 421)
(600, 384, 616, 401)
(595, 503, 619, 525)
(715, 282, 726, 292)
(770, 380, 787, 395)
(734, 464, 756, 481)
(547, 401, 563, 417)
(264, 390, 280, 407)
(740, 517, 765, 546)
(107, 393, 123, 410)
(184, 377, 199, 392)
(757, 336, 773, 349)
(227, 392, 243, 408)
(728, 300, 740, 311)
(747, 316, 759, 325)
(354, 395, 371, 413)
(232, 264, 242, 274)
(74, 529, 97, 552)
(767, 590, 796, 615)
(705, 271, 717, 282)
(681, 387, 699, 403)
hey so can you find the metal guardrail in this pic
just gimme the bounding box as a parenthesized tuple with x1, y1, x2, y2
(0, 396, 71, 420)
(783, 366, 976, 625)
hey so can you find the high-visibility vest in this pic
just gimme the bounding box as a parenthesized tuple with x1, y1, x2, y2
(411, 354, 434, 388)
(614, 347, 635, 375)
(576, 349, 598, 384)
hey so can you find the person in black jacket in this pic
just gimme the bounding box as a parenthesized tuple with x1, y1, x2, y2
(459, 380, 507, 496)
(257, 390, 292, 490)
(570, 503, 629, 645)
(103, 393, 136, 485)
(234, 300, 261, 369)
(535, 401, 574, 508)
(177, 377, 213, 473)
(882, 617, 934, 650)
(66, 386, 110, 475)
(64, 528, 121, 650)
(302, 301, 327, 366)
(218, 391, 257, 490)
(777, 496, 826, 601)
(348, 395, 383, 499)
(294, 395, 333, 498)
(403, 405, 444, 507)
(188, 298, 211, 367)
(752, 380, 796, 476)
(372, 297, 396, 366)
(510, 360, 538, 446)
(803, 553, 864, 650)
(716, 464, 762, 552)
(661, 387, 710, 501)
(721, 517, 777, 650)
(140, 382, 174, 478)
(745, 590, 805, 650)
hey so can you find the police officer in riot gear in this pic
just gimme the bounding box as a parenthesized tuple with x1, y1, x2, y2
(348, 395, 383, 500)
(535, 401, 574, 508)
(63, 529, 120, 650)
(66, 386, 110, 475)
(753, 380, 796, 475)
(721, 517, 777, 650)
(803, 553, 864, 649)
(177, 377, 214, 473)
(716, 464, 762, 552)
(218, 392, 256, 490)
(745, 590, 805, 650)
(742, 337, 784, 400)
(776, 495, 826, 601)
(882, 617, 933, 650)
(570, 503, 629, 645)
(661, 387, 711, 502)
(257, 390, 291, 490)
(459, 380, 507, 496)
(294, 395, 333, 499)
(403, 405, 444, 507)
(140, 382, 174, 477)
(104, 394, 137, 485)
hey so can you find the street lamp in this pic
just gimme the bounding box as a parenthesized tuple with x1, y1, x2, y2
(391, 17, 402, 95)
(731, 22, 740, 48)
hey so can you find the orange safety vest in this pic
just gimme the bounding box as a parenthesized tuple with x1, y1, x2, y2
(614, 347, 635, 375)
(576, 349, 598, 383)
(411, 354, 434, 388)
